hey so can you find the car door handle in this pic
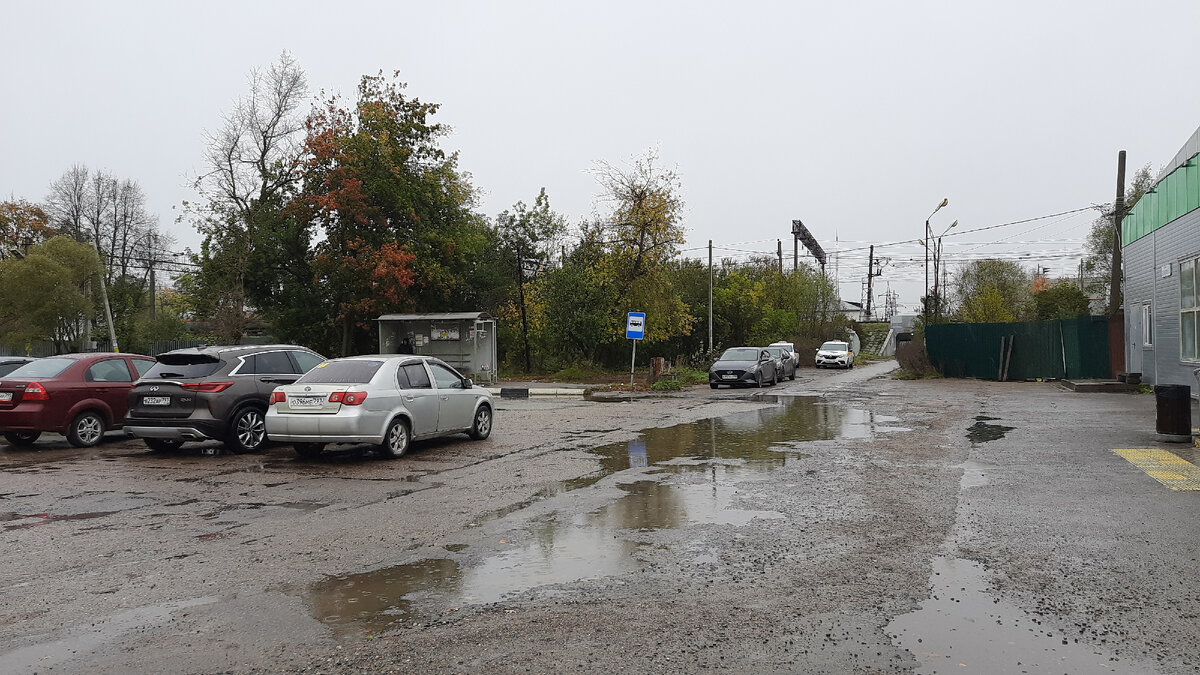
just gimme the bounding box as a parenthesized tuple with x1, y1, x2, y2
(440, 395, 448, 401)
(405, 394, 415, 401)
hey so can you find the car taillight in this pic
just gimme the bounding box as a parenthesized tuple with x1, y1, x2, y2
(180, 382, 234, 393)
(270, 391, 286, 404)
(23, 382, 49, 401)
(329, 391, 367, 406)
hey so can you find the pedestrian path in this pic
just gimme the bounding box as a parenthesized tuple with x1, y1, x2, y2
(1113, 448, 1200, 490)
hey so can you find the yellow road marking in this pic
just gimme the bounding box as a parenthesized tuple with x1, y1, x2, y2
(1113, 449, 1200, 490)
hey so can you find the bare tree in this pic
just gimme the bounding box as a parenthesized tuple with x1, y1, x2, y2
(45, 165, 90, 241)
(190, 51, 309, 343)
(45, 165, 167, 349)
(198, 51, 308, 222)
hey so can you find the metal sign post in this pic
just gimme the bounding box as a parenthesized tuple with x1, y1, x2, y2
(626, 312, 645, 389)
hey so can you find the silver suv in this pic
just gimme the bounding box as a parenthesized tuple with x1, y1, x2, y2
(124, 345, 325, 453)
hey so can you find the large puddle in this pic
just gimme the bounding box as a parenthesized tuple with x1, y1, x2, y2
(305, 398, 908, 638)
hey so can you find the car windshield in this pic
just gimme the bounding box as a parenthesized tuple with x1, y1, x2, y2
(144, 353, 223, 379)
(820, 342, 848, 351)
(720, 348, 760, 361)
(5, 357, 75, 379)
(765, 348, 784, 358)
(297, 359, 383, 384)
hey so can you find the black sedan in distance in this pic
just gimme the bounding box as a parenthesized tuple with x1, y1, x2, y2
(709, 347, 778, 389)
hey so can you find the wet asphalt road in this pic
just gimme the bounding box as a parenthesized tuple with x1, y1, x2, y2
(2, 361, 1199, 674)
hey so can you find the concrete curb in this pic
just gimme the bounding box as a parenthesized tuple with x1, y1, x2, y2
(486, 387, 588, 398)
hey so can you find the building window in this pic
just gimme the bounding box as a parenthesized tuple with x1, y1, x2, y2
(1182, 259, 1197, 359)
(1142, 302, 1153, 347)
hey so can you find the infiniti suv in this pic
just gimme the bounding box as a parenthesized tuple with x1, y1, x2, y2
(124, 345, 325, 453)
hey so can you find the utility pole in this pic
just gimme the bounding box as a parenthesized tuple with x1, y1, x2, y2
(865, 245, 875, 321)
(148, 234, 157, 321)
(708, 240, 713, 353)
(792, 235, 798, 273)
(777, 239, 783, 273)
(1107, 150, 1126, 317)
(864, 245, 888, 321)
(92, 244, 119, 353)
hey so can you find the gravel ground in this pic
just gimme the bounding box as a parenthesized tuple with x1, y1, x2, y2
(2, 361, 1198, 674)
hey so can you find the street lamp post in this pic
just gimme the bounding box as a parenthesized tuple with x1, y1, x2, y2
(933, 220, 957, 323)
(924, 198, 949, 325)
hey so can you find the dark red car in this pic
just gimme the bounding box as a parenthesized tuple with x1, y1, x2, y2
(0, 353, 155, 448)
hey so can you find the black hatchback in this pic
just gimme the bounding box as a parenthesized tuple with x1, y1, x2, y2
(124, 345, 325, 453)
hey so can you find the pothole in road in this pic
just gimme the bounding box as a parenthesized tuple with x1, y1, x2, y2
(304, 397, 910, 638)
(888, 556, 1146, 673)
(967, 419, 1015, 444)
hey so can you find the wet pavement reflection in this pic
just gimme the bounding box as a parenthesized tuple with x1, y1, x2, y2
(888, 557, 1145, 674)
(305, 398, 908, 637)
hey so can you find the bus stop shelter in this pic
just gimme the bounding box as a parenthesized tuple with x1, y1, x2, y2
(376, 312, 498, 382)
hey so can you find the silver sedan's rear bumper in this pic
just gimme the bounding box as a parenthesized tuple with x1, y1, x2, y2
(265, 410, 386, 445)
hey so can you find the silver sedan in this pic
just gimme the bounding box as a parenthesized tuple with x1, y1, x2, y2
(265, 355, 493, 458)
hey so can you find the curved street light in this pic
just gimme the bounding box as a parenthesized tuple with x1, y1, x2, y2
(924, 198, 949, 324)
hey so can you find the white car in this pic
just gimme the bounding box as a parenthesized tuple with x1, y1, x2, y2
(815, 341, 855, 369)
(768, 341, 800, 367)
(265, 355, 493, 458)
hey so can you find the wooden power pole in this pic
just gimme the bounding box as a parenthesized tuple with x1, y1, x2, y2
(1107, 150, 1126, 316)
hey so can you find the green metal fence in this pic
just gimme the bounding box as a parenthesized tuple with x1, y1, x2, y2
(926, 316, 1111, 381)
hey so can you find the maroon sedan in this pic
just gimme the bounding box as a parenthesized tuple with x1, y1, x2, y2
(0, 353, 155, 448)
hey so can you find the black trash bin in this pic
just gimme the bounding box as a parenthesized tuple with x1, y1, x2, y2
(1154, 384, 1192, 442)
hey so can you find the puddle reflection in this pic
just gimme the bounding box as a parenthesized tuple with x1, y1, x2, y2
(305, 398, 907, 637)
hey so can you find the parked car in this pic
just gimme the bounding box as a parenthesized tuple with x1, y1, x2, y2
(764, 346, 796, 381)
(124, 344, 325, 453)
(768, 341, 800, 368)
(815, 341, 855, 369)
(265, 354, 493, 459)
(0, 357, 37, 377)
(709, 347, 778, 389)
(0, 353, 155, 447)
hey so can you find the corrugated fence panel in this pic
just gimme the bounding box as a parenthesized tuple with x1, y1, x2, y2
(1062, 316, 1112, 379)
(927, 317, 1110, 380)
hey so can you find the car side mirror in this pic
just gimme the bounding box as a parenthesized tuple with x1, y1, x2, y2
(462, 378, 473, 388)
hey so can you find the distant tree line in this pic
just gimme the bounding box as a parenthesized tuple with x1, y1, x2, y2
(0, 166, 185, 355)
(1, 53, 846, 366)
(174, 53, 843, 368)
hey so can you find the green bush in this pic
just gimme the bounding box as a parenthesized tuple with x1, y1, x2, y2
(651, 378, 682, 391)
(673, 367, 707, 385)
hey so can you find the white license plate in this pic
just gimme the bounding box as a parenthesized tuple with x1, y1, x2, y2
(722, 374, 736, 380)
(289, 396, 324, 408)
(0, 392, 11, 402)
(142, 396, 171, 406)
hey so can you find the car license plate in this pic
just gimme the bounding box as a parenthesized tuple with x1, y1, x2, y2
(289, 396, 324, 408)
(0, 392, 11, 402)
(142, 396, 171, 406)
(722, 374, 736, 380)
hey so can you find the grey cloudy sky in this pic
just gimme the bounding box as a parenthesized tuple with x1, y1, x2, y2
(3, 0, 1198, 312)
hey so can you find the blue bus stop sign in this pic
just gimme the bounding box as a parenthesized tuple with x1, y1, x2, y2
(626, 312, 646, 340)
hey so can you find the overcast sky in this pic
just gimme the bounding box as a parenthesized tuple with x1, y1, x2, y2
(3, 1, 1198, 313)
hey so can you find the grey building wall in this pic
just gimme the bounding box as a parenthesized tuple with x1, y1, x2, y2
(1123, 207, 1200, 393)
